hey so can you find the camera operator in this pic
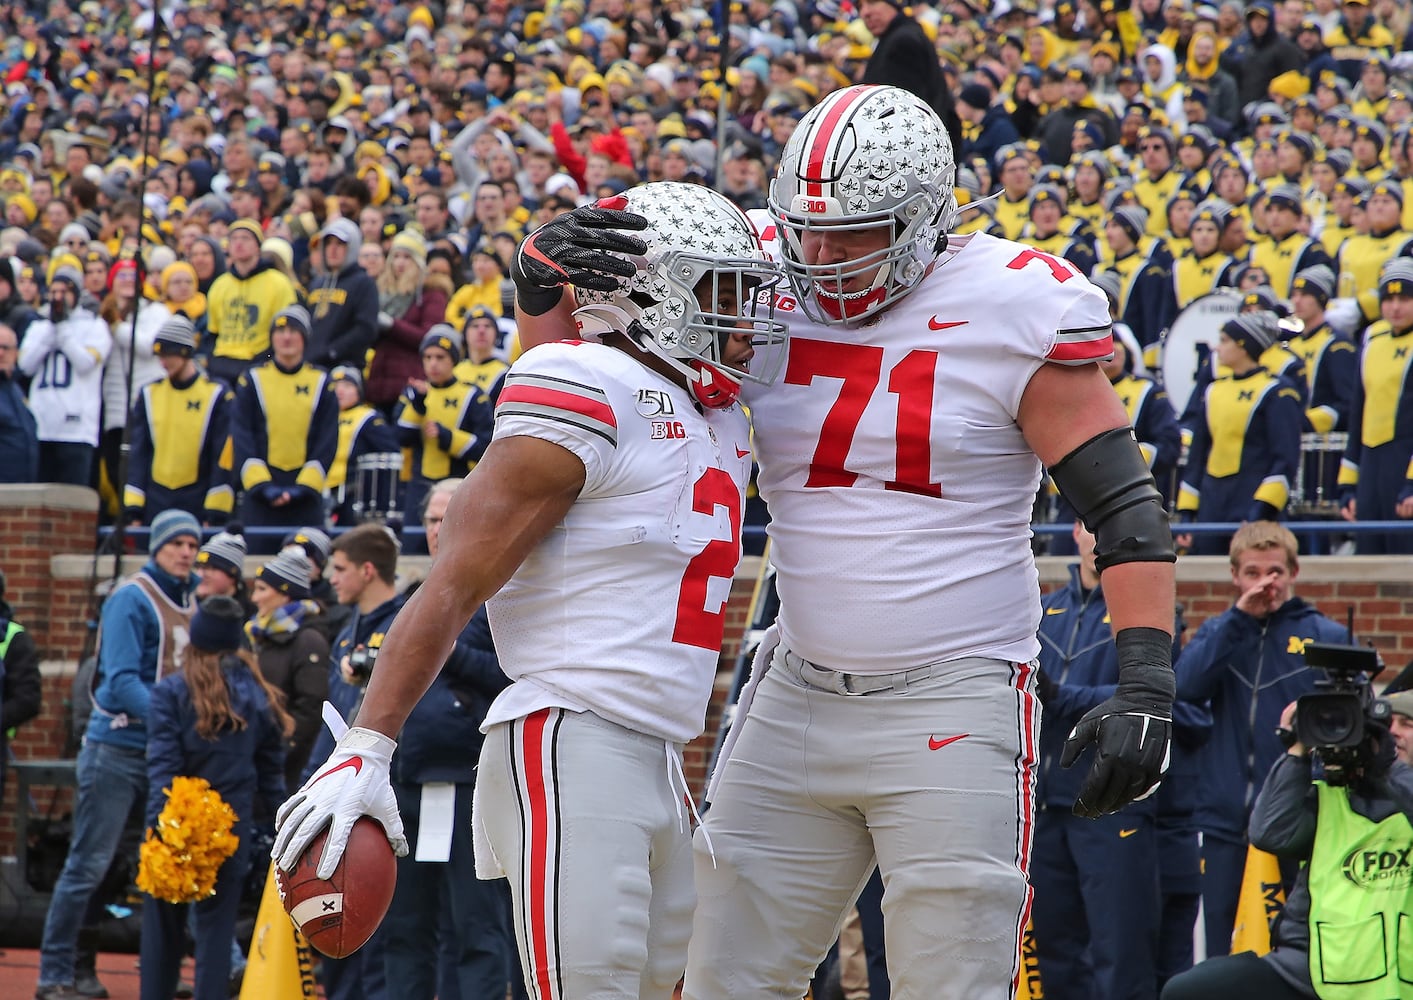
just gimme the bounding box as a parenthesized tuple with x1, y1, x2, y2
(1384, 692, 1413, 766)
(1162, 695, 1413, 999)
(1174, 522, 1350, 956)
(303, 522, 406, 1000)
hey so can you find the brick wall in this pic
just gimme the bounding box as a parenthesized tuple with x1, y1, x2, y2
(5, 483, 1413, 861)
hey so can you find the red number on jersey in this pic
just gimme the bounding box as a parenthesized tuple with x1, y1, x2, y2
(886, 350, 942, 498)
(784, 341, 880, 488)
(672, 467, 744, 651)
(784, 339, 942, 497)
(1007, 248, 1074, 283)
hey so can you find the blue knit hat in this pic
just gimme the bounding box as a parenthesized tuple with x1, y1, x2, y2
(149, 509, 201, 555)
(189, 595, 246, 653)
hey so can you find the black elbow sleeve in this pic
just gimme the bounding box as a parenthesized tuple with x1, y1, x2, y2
(1048, 426, 1176, 571)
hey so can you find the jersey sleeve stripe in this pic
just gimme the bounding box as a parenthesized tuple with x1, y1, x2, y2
(1047, 326, 1114, 365)
(504, 370, 612, 401)
(497, 382, 617, 431)
(495, 401, 619, 447)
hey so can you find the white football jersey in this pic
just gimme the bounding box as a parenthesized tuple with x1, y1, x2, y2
(483, 341, 752, 743)
(744, 219, 1114, 673)
(17, 311, 113, 446)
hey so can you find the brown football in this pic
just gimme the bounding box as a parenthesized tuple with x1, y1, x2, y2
(276, 817, 397, 958)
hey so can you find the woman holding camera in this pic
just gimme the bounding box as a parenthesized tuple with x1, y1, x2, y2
(1162, 698, 1413, 999)
(247, 547, 329, 790)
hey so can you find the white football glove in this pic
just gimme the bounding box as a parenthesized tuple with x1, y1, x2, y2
(272, 726, 409, 879)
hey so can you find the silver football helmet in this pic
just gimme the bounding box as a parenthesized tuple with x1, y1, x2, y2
(574, 182, 787, 409)
(769, 84, 957, 326)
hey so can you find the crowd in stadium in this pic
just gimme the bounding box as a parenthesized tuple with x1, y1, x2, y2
(0, 0, 1412, 554)
(3, 1, 1413, 1000)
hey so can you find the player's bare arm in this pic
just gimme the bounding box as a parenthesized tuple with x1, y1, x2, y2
(1019, 361, 1176, 634)
(272, 435, 584, 877)
(1020, 360, 1178, 818)
(515, 290, 579, 351)
(356, 434, 586, 738)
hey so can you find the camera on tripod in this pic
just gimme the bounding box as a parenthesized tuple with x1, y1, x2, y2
(1293, 641, 1390, 784)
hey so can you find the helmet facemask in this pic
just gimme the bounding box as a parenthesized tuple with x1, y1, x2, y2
(768, 84, 958, 327)
(772, 185, 952, 325)
(574, 183, 788, 408)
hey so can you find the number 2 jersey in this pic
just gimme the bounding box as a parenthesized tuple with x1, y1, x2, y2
(745, 220, 1114, 673)
(482, 341, 752, 744)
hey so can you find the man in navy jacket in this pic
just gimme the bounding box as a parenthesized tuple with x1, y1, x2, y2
(1175, 521, 1348, 957)
(385, 479, 516, 1000)
(0, 322, 36, 483)
(1033, 522, 1207, 1000)
(305, 524, 407, 1000)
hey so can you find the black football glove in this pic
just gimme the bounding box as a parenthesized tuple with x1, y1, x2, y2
(1060, 627, 1174, 818)
(510, 206, 649, 314)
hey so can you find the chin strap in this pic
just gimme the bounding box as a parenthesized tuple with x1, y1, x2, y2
(689, 362, 742, 409)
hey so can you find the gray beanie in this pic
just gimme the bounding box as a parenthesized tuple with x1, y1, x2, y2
(257, 547, 313, 600)
(1111, 205, 1149, 242)
(420, 325, 463, 363)
(197, 526, 247, 578)
(59, 222, 90, 245)
(1090, 269, 1122, 307)
(272, 304, 312, 340)
(155, 315, 199, 356)
(282, 527, 332, 568)
(1292, 265, 1336, 304)
(1265, 183, 1304, 215)
(1380, 258, 1413, 298)
(50, 265, 83, 292)
(330, 364, 364, 397)
(1223, 311, 1280, 361)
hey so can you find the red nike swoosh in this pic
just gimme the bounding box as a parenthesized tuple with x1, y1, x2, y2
(928, 734, 969, 751)
(928, 318, 968, 330)
(311, 756, 363, 784)
(521, 235, 568, 279)
(736, 446, 751, 459)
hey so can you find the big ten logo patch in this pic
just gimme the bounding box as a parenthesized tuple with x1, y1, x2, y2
(651, 421, 687, 440)
(1342, 840, 1413, 890)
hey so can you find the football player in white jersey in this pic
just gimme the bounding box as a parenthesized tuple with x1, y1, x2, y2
(513, 86, 1179, 1000)
(270, 183, 788, 1000)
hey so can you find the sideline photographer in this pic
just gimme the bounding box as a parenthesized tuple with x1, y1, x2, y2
(1163, 649, 1413, 1000)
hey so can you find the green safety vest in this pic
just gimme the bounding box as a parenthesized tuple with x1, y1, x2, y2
(0, 619, 17, 738)
(1307, 780, 1413, 999)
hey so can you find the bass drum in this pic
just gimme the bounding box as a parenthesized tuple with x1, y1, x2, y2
(1158, 291, 1243, 414)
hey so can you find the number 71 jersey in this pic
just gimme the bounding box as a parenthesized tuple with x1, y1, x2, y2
(743, 224, 1114, 673)
(483, 341, 752, 744)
